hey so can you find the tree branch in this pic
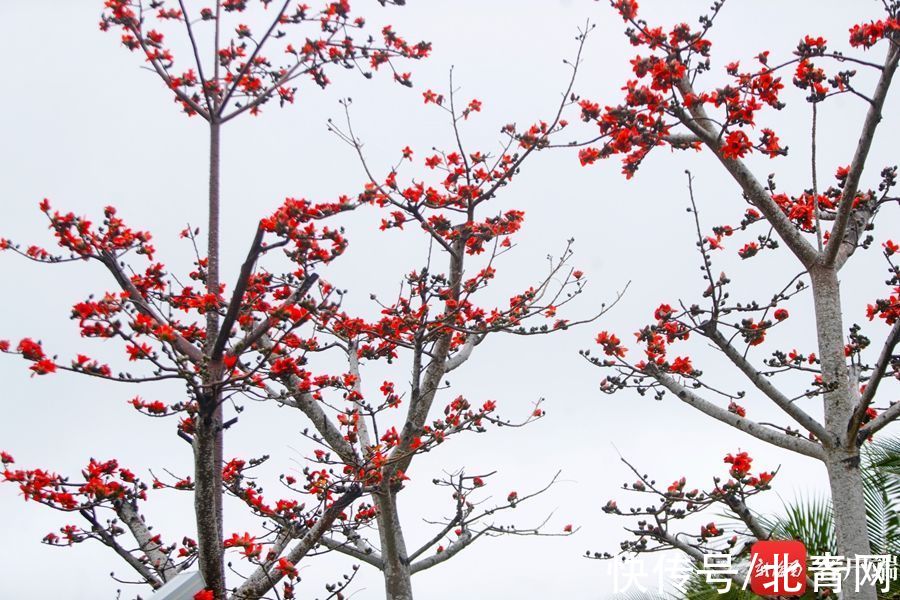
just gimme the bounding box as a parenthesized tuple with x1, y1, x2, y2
(704, 323, 832, 444)
(211, 225, 265, 361)
(443, 333, 484, 373)
(218, 0, 292, 117)
(317, 535, 384, 569)
(823, 43, 899, 268)
(115, 500, 179, 582)
(99, 252, 205, 364)
(850, 320, 900, 440)
(79, 508, 164, 588)
(410, 530, 482, 574)
(228, 274, 319, 358)
(258, 335, 359, 465)
(231, 488, 361, 600)
(723, 495, 770, 541)
(649, 367, 825, 460)
(390, 239, 464, 475)
(674, 79, 820, 268)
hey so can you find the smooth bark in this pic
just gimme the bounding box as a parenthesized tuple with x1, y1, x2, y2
(811, 267, 875, 600)
(825, 449, 874, 599)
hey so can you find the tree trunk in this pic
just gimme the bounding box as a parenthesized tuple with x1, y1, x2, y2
(375, 488, 414, 600)
(810, 267, 874, 600)
(825, 449, 875, 600)
(196, 120, 226, 598)
(195, 394, 225, 597)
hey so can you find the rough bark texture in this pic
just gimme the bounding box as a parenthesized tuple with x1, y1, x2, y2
(196, 120, 226, 599)
(375, 488, 414, 600)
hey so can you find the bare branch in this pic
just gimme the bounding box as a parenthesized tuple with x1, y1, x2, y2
(704, 323, 832, 444)
(212, 225, 264, 361)
(79, 509, 164, 589)
(318, 535, 384, 569)
(409, 530, 482, 574)
(649, 366, 826, 460)
(115, 500, 179, 582)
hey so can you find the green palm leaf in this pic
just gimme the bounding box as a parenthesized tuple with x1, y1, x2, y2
(636, 438, 900, 599)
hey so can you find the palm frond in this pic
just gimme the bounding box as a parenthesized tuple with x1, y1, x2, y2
(667, 438, 900, 600)
(679, 567, 755, 600)
(756, 494, 835, 554)
(863, 439, 900, 555)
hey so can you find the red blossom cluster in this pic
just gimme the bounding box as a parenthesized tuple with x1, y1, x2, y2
(99, 0, 430, 119)
(575, 1, 898, 179)
(594, 450, 775, 560)
(2, 454, 147, 514)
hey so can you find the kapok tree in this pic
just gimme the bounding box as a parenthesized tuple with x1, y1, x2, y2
(1, 1, 428, 598)
(594, 450, 778, 588)
(248, 31, 604, 599)
(575, 2, 899, 598)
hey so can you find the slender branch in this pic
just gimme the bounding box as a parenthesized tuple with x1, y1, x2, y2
(850, 320, 900, 440)
(99, 252, 204, 364)
(724, 495, 769, 541)
(231, 488, 361, 600)
(317, 535, 384, 569)
(704, 323, 832, 444)
(115, 500, 179, 582)
(407, 519, 461, 563)
(410, 530, 482, 574)
(257, 335, 359, 464)
(218, 0, 292, 116)
(212, 225, 265, 361)
(176, 0, 214, 114)
(228, 274, 319, 358)
(824, 43, 899, 268)
(660, 530, 748, 589)
(389, 239, 464, 475)
(79, 509, 164, 588)
(648, 366, 825, 460)
(128, 22, 210, 120)
(811, 103, 824, 252)
(674, 78, 820, 268)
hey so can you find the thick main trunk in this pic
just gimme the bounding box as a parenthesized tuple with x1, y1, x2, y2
(810, 268, 874, 600)
(375, 489, 414, 600)
(196, 121, 226, 598)
(810, 268, 853, 440)
(825, 450, 874, 599)
(194, 401, 224, 596)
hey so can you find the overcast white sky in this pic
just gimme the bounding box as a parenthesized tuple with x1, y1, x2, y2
(1, 1, 898, 598)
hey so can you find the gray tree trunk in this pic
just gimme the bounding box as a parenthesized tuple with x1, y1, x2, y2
(825, 449, 874, 599)
(375, 489, 414, 600)
(811, 267, 875, 600)
(195, 120, 226, 599)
